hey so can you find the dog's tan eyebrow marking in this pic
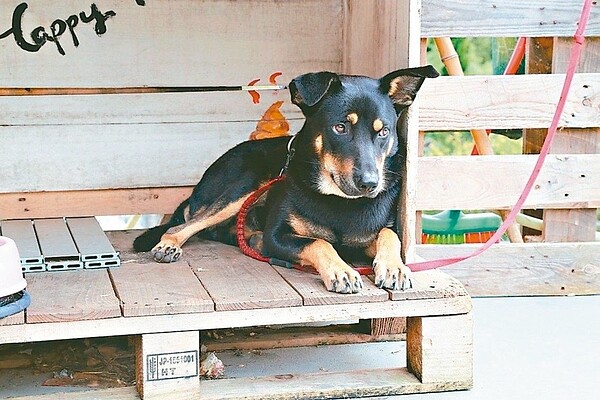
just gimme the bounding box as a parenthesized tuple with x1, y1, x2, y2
(373, 118, 384, 132)
(314, 134, 323, 154)
(346, 113, 359, 125)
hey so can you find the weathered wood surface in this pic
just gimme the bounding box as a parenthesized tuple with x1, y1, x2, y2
(418, 73, 600, 131)
(187, 240, 303, 311)
(276, 266, 388, 306)
(24, 270, 121, 323)
(543, 37, 600, 243)
(0, 312, 24, 326)
(416, 242, 600, 297)
(422, 0, 600, 37)
(0, 1, 342, 87)
(109, 262, 214, 317)
(0, 187, 191, 219)
(416, 154, 600, 211)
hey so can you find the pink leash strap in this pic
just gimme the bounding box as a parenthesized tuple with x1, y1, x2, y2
(408, 0, 594, 272)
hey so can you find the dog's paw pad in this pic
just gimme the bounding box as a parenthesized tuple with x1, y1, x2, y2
(151, 244, 182, 263)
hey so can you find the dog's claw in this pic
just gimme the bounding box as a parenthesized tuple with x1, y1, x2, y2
(373, 255, 412, 291)
(151, 242, 182, 263)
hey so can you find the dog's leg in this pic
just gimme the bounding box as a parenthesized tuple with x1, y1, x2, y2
(152, 195, 249, 262)
(299, 239, 363, 294)
(366, 227, 412, 290)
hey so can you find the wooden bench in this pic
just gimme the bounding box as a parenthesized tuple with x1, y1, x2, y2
(0, 1, 476, 398)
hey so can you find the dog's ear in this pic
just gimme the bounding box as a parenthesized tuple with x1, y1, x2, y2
(289, 72, 340, 113)
(379, 65, 439, 110)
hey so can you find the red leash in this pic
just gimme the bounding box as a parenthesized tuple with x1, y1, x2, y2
(237, 0, 593, 274)
(235, 175, 374, 275)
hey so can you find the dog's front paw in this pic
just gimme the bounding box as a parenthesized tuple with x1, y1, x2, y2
(373, 253, 412, 291)
(151, 240, 182, 263)
(320, 263, 363, 294)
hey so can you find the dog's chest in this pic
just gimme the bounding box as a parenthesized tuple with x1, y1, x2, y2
(288, 196, 394, 248)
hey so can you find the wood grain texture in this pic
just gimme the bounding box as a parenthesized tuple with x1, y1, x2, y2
(342, 0, 412, 76)
(0, 187, 192, 220)
(199, 367, 472, 399)
(407, 313, 473, 384)
(275, 265, 388, 306)
(0, 295, 473, 345)
(418, 73, 600, 131)
(387, 269, 468, 301)
(187, 240, 302, 311)
(544, 37, 600, 243)
(24, 269, 121, 323)
(416, 154, 600, 211)
(0, 312, 24, 326)
(421, 0, 600, 37)
(109, 262, 214, 317)
(0, 1, 342, 87)
(417, 242, 600, 297)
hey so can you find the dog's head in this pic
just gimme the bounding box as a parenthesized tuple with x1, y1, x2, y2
(289, 66, 438, 199)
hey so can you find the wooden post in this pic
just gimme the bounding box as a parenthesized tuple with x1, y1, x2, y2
(406, 313, 473, 385)
(543, 38, 600, 242)
(136, 331, 200, 399)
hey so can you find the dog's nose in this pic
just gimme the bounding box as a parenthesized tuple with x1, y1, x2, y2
(356, 172, 379, 193)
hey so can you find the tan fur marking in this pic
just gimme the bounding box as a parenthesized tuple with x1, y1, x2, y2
(289, 214, 335, 242)
(386, 136, 394, 157)
(346, 113, 358, 125)
(314, 134, 323, 154)
(162, 196, 249, 247)
(373, 118, 384, 132)
(319, 153, 359, 198)
(366, 228, 401, 258)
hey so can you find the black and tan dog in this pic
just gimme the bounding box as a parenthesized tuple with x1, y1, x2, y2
(134, 66, 438, 293)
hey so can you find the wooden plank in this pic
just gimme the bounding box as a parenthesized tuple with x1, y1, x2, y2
(275, 265, 388, 306)
(4, 368, 472, 400)
(25, 269, 121, 323)
(202, 325, 404, 352)
(187, 240, 303, 311)
(342, 0, 411, 76)
(418, 73, 600, 131)
(0, 219, 43, 265)
(0, 91, 303, 126)
(388, 269, 469, 301)
(407, 313, 473, 384)
(109, 262, 214, 317)
(422, 0, 600, 37)
(0, 1, 342, 87)
(416, 242, 600, 297)
(416, 154, 600, 211)
(0, 295, 472, 345)
(0, 312, 24, 326)
(543, 37, 600, 243)
(199, 368, 471, 399)
(0, 187, 192, 220)
(136, 331, 200, 400)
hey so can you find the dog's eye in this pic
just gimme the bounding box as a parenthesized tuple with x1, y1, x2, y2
(378, 127, 390, 138)
(333, 123, 347, 135)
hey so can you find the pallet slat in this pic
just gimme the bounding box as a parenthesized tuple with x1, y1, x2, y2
(24, 269, 121, 323)
(416, 154, 600, 211)
(422, 0, 600, 37)
(109, 262, 214, 317)
(276, 266, 388, 306)
(187, 241, 303, 311)
(417, 242, 600, 297)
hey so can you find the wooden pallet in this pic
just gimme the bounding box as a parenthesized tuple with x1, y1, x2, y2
(0, 231, 472, 399)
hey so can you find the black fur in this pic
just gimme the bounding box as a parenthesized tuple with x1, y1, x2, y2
(134, 66, 438, 291)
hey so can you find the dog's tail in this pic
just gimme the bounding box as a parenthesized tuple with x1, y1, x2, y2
(132, 200, 189, 252)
